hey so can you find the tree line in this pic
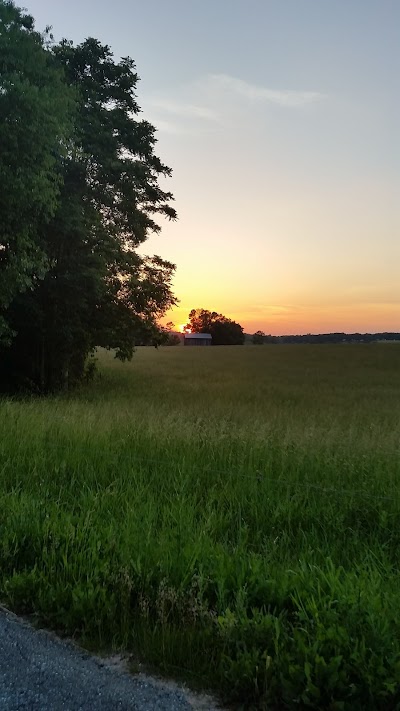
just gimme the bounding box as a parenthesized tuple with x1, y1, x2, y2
(252, 331, 400, 344)
(0, 1, 177, 392)
(185, 309, 245, 345)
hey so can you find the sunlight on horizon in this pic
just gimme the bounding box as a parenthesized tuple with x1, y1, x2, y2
(25, 0, 399, 336)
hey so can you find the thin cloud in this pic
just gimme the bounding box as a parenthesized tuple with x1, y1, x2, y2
(147, 98, 219, 122)
(149, 118, 183, 135)
(208, 74, 326, 107)
(143, 73, 325, 135)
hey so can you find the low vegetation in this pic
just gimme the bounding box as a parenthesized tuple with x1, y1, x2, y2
(1, 344, 400, 709)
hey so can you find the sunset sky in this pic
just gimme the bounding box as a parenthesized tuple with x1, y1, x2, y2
(26, 0, 399, 334)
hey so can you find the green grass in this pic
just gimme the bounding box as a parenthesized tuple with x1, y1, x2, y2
(1, 344, 400, 709)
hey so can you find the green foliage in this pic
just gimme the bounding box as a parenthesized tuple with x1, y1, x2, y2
(186, 308, 244, 345)
(1, 344, 400, 708)
(0, 0, 74, 343)
(0, 12, 177, 391)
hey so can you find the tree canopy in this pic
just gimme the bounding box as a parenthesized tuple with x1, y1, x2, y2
(186, 309, 244, 345)
(0, 0, 74, 345)
(0, 3, 177, 391)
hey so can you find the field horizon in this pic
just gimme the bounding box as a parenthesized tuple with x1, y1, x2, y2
(1, 344, 400, 709)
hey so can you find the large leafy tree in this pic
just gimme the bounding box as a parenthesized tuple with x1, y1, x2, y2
(186, 309, 244, 345)
(0, 30, 177, 391)
(0, 0, 74, 345)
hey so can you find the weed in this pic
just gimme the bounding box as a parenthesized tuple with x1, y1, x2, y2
(0, 345, 400, 708)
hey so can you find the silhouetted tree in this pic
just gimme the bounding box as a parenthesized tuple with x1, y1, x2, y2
(186, 308, 244, 345)
(159, 322, 181, 346)
(252, 330, 265, 345)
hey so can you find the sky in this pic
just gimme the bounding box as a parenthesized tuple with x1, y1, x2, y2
(25, 0, 399, 334)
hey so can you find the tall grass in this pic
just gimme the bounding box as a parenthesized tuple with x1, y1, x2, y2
(1, 345, 400, 709)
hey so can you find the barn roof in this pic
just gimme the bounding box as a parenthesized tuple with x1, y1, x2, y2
(184, 333, 212, 339)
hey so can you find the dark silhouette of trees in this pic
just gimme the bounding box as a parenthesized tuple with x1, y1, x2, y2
(186, 309, 244, 345)
(247, 332, 400, 344)
(158, 322, 180, 346)
(252, 330, 265, 345)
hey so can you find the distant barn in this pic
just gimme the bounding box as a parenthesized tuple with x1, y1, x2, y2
(184, 333, 212, 346)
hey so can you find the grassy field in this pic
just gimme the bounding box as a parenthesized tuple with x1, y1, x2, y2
(1, 344, 400, 709)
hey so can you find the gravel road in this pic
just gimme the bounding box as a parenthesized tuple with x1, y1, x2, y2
(0, 608, 208, 710)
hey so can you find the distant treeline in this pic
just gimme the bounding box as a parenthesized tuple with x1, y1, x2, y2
(249, 332, 400, 344)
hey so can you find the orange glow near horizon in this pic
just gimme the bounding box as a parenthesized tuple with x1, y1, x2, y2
(149, 160, 399, 339)
(163, 300, 400, 338)
(151, 181, 399, 338)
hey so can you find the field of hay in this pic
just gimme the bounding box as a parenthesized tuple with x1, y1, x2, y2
(1, 344, 400, 709)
